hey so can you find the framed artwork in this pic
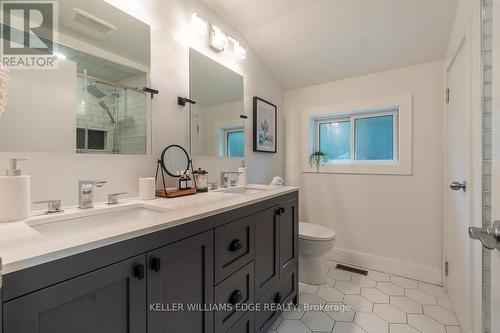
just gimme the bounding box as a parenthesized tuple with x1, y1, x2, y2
(253, 97, 277, 153)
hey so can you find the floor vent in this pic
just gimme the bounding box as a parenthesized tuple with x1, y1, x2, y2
(335, 264, 368, 276)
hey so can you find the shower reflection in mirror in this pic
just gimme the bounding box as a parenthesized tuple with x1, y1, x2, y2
(0, 0, 151, 156)
(73, 48, 149, 155)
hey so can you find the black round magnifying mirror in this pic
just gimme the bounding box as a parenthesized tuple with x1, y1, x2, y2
(160, 145, 191, 177)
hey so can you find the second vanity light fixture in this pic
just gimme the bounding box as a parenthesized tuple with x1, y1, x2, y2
(191, 12, 247, 59)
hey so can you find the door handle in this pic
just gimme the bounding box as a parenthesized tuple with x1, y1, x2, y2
(150, 257, 161, 272)
(450, 181, 467, 192)
(133, 264, 145, 280)
(469, 221, 500, 251)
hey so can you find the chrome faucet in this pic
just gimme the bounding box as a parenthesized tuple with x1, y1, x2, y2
(78, 180, 106, 209)
(469, 220, 500, 251)
(220, 171, 240, 188)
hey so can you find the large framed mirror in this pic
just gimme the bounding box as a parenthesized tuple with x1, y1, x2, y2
(189, 49, 244, 158)
(0, 0, 151, 155)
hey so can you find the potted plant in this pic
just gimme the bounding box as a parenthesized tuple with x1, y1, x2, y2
(310, 150, 329, 172)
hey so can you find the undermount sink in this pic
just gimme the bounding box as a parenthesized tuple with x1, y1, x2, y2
(29, 205, 169, 234)
(219, 187, 269, 195)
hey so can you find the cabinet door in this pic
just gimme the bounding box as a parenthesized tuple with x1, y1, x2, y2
(4, 255, 147, 333)
(147, 231, 214, 333)
(278, 199, 298, 277)
(255, 268, 298, 333)
(254, 206, 279, 299)
(227, 311, 255, 333)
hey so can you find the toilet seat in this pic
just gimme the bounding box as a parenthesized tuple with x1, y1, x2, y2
(299, 222, 336, 242)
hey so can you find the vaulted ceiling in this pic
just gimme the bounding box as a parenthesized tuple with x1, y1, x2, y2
(201, 0, 459, 89)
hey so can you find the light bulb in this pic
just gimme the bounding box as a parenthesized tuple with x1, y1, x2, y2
(191, 12, 208, 34)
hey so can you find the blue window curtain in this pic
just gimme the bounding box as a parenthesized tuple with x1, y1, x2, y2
(227, 131, 244, 157)
(319, 121, 351, 161)
(354, 115, 394, 160)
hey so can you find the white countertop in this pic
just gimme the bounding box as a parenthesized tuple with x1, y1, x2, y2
(0, 185, 298, 274)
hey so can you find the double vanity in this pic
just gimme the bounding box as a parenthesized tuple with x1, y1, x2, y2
(0, 1, 293, 332)
(0, 185, 299, 333)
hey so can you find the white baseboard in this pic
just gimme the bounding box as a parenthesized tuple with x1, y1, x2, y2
(328, 247, 443, 286)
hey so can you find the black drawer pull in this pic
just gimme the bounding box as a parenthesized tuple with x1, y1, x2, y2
(228, 239, 243, 252)
(274, 292, 282, 304)
(150, 257, 161, 272)
(133, 264, 145, 280)
(229, 289, 243, 305)
(275, 207, 285, 216)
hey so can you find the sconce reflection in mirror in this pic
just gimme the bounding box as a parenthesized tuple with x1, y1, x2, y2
(178, 97, 197, 107)
(143, 87, 159, 99)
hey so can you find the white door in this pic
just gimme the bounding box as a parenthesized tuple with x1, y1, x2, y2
(490, 1, 500, 330)
(445, 38, 472, 332)
(190, 113, 200, 156)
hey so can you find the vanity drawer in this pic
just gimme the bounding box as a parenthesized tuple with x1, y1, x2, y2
(215, 262, 255, 333)
(227, 311, 255, 333)
(255, 267, 298, 333)
(215, 216, 255, 283)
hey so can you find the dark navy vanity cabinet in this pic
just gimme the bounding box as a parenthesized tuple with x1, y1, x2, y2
(1, 191, 298, 333)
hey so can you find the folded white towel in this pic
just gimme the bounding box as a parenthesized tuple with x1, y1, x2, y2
(270, 176, 285, 186)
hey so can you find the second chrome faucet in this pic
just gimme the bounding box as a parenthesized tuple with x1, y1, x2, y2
(78, 180, 107, 209)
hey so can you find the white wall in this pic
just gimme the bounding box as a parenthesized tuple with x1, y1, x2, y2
(0, 0, 283, 206)
(284, 61, 445, 284)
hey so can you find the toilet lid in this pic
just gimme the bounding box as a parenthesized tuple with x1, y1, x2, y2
(299, 222, 336, 241)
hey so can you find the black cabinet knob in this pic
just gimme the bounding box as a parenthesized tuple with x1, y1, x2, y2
(150, 257, 161, 272)
(228, 239, 243, 252)
(279, 207, 285, 214)
(275, 207, 285, 216)
(133, 264, 145, 280)
(274, 292, 283, 304)
(229, 289, 243, 305)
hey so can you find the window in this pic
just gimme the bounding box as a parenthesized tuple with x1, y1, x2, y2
(225, 129, 244, 157)
(316, 110, 398, 163)
(302, 95, 412, 175)
(76, 128, 108, 151)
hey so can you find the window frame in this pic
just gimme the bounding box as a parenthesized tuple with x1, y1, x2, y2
(301, 95, 412, 175)
(315, 109, 399, 164)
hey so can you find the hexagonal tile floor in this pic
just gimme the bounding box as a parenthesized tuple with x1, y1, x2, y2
(267, 260, 461, 333)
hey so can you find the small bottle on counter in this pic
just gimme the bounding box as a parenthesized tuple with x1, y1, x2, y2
(238, 160, 248, 186)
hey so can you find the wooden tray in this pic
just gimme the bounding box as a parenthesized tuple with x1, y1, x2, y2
(156, 188, 197, 198)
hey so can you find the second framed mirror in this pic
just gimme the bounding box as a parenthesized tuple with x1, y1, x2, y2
(189, 49, 244, 158)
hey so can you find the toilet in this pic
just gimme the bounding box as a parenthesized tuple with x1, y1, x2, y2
(299, 222, 336, 285)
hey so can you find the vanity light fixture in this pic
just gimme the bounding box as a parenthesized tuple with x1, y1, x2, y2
(228, 36, 247, 59)
(234, 44, 247, 59)
(191, 12, 208, 34)
(54, 52, 66, 60)
(209, 23, 228, 52)
(192, 12, 246, 60)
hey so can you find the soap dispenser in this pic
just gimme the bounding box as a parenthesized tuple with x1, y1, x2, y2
(238, 160, 248, 186)
(0, 158, 31, 223)
(6, 157, 26, 176)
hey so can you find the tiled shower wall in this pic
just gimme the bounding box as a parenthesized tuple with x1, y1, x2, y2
(117, 75, 147, 155)
(76, 75, 147, 155)
(76, 78, 117, 153)
(482, 0, 492, 331)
